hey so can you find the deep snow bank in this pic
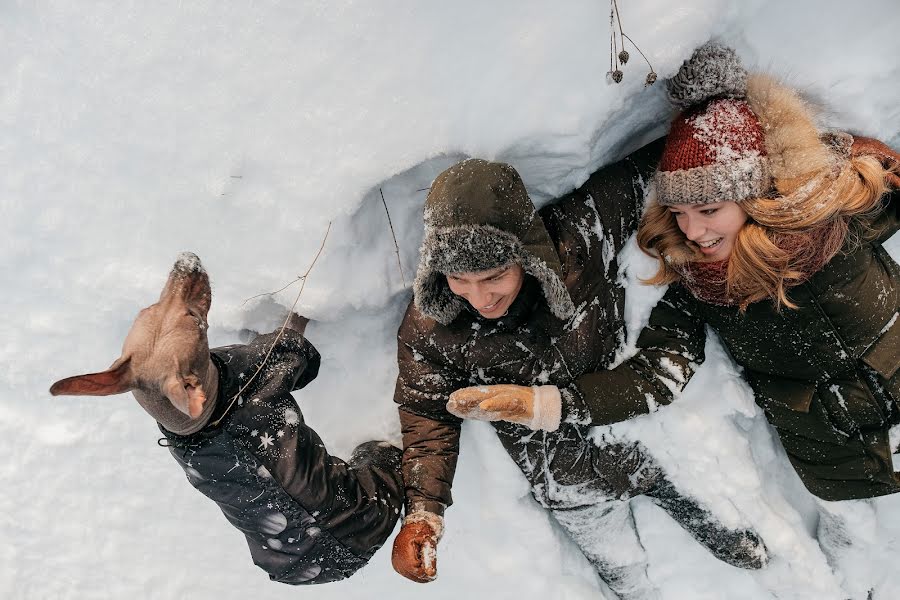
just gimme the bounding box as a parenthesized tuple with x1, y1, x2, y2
(3, 1, 900, 599)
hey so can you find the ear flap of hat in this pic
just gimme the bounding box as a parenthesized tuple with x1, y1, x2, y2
(520, 251, 575, 321)
(413, 271, 466, 326)
(518, 217, 575, 321)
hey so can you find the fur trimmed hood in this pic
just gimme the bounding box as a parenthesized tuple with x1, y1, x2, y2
(413, 158, 575, 325)
(744, 73, 851, 194)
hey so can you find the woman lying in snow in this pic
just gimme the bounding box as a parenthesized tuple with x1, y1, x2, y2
(50, 254, 404, 585)
(449, 43, 900, 594)
(389, 139, 768, 595)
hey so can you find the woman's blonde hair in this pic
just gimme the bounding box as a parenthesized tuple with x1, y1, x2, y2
(637, 154, 890, 310)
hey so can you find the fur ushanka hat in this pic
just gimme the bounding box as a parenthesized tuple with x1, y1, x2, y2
(656, 42, 853, 207)
(413, 159, 575, 325)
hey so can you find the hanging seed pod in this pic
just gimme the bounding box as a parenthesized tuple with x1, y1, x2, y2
(607, 0, 655, 90)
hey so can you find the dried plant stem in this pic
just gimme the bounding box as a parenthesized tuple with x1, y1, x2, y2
(240, 277, 306, 306)
(380, 188, 406, 287)
(611, 25, 617, 69)
(612, 0, 625, 50)
(210, 221, 332, 428)
(607, 0, 655, 85)
(621, 32, 655, 72)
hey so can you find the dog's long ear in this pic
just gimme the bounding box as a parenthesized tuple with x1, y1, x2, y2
(49, 356, 134, 396)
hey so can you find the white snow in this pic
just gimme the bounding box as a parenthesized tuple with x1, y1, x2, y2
(283, 408, 300, 426)
(879, 312, 898, 336)
(4, 1, 900, 599)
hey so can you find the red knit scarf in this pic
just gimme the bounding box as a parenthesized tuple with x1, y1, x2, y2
(673, 222, 846, 306)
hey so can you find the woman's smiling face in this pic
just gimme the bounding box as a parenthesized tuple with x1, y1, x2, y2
(446, 264, 525, 319)
(668, 201, 749, 261)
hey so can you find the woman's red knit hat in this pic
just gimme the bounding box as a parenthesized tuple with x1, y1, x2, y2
(656, 43, 773, 206)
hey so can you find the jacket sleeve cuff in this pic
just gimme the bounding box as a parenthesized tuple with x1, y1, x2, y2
(408, 499, 447, 518)
(404, 510, 445, 540)
(530, 385, 562, 432)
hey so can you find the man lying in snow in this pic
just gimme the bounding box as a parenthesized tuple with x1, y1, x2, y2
(50, 253, 404, 585)
(390, 147, 769, 598)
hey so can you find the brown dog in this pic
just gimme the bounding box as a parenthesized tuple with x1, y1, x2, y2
(48, 252, 405, 585)
(50, 252, 219, 434)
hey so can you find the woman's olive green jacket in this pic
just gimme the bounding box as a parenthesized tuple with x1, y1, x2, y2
(583, 192, 900, 500)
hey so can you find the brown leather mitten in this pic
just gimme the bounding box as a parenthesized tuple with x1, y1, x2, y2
(447, 384, 561, 431)
(850, 135, 900, 188)
(391, 511, 444, 583)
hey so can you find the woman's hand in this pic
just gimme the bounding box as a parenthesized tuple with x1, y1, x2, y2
(447, 384, 561, 431)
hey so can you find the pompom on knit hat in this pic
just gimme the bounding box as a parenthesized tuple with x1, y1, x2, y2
(656, 42, 773, 206)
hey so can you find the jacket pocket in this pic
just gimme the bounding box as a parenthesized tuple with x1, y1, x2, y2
(817, 378, 884, 431)
(862, 311, 900, 404)
(748, 372, 851, 445)
(862, 312, 899, 379)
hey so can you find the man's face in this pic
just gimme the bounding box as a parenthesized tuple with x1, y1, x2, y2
(446, 263, 525, 319)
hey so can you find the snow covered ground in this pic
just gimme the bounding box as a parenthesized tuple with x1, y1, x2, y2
(3, 1, 900, 598)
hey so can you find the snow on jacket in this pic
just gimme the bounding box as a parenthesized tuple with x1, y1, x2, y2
(579, 191, 900, 501)
(162, 330, 404, 583)
(393, 139, 668, 516)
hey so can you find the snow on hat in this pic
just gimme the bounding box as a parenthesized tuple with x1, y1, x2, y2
(656, 42, 773, 206)
(413, 158, 574, 325)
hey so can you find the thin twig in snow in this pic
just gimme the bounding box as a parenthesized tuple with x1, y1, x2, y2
(210, 221, 332, 428)
(381, 188, 406, 287)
